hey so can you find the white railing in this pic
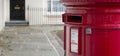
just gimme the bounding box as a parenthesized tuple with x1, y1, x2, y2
(27, 6, 64, 25)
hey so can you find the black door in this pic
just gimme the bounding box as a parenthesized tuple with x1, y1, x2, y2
(10, 0, 25, 21)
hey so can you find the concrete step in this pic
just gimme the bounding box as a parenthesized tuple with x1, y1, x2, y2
(5, 21, 29, 26)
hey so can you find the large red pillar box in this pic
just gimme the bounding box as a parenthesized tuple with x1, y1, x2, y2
(61, 0, 120, 56)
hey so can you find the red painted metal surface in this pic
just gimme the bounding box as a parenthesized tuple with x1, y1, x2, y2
(63, 14, 88, 56)
(61, 0, 120, 2)
(62, 0, 120, 56)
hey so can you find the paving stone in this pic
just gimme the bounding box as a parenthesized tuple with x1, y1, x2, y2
(0, 25, 64, 56)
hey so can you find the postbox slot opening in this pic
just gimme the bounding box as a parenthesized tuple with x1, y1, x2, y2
(68, 16, 82, 23)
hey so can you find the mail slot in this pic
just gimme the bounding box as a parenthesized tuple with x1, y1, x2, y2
(68, 16, 82, 23)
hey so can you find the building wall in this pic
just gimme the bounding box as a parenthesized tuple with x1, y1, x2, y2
(4, 0, 64, 25)
(0, 0, 5, 31)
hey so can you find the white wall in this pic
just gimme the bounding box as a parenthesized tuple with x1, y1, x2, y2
(0, 0, 5, 31)
(4, 0, 64, 25)
(4, 0, 9, 21)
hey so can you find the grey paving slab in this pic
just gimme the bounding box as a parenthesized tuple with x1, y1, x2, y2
(0, 25, 64, 56)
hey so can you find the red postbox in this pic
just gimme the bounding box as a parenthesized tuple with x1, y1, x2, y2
(61, 0, 120, 56)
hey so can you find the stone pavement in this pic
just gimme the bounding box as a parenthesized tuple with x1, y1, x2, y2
(0, 25, 64, 56)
